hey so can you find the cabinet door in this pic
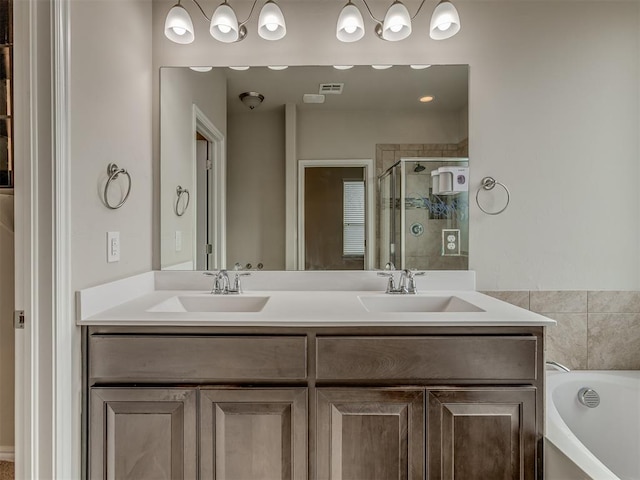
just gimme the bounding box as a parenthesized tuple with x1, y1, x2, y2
(200, 388, 308, 480)
(316, 388, 424, 480)
(89, 388, 197, 480)
(427, 388, 536, 480)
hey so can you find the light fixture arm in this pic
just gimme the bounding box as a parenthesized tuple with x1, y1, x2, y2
(358, 0, 383, 24)
(187, 0, 259, 26)
(189, 0, 212, 21)
(358, 0, 427, 23)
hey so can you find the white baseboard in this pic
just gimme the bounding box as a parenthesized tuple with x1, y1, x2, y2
(0, 446, 15, 461)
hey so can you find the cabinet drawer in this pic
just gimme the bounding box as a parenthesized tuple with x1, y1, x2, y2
(316, 336, 537, 381)
(90, 335, 307, 383)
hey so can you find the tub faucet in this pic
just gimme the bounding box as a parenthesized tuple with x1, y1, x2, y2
(546, 361, 571, 372)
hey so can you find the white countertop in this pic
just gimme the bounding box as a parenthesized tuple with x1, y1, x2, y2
(77, 271, 555, 327)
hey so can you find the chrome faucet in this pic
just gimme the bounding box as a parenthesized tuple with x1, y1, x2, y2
(204, 267, 251, 294)
(378, 264, 425, 294)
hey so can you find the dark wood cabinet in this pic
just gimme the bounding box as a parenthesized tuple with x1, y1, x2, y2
(89, 388, 197, 480)
(199, 388, 308, 480)
(427, 388, 537, 480)
(86, 326, 544, 480)
(316, 389, 424, 480)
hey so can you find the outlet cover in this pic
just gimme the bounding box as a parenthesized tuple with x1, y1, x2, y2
(442, 229, 460, 256)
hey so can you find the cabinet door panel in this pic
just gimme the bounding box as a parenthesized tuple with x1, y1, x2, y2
(427, 388, 536, 480)
(316, 389, 424, 480)
(89, 388, 197, 480)
(200, 388, 307, 480)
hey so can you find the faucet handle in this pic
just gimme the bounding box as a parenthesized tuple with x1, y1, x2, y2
(384, 262, 396, 271)
(231, 272, 251, 293)
(405, 270, 426, 294)
(377, 271, 396, 293)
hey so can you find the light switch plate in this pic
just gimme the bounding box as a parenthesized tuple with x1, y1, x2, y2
(175, 231, 182, 252)
(107, 231, 120, 263)
(442, 229, 460, 256)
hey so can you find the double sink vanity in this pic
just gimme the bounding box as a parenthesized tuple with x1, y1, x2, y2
(79, 270, 554, 480)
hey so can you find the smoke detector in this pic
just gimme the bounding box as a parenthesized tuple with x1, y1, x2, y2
(303, 94, 325, 104)
(239, 91, 265, 110)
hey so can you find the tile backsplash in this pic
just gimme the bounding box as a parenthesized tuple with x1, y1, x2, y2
(482, 290, 640, 370)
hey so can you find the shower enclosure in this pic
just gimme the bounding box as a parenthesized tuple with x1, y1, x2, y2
(378, 158, 469, 270)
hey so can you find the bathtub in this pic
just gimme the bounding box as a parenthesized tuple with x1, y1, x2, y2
(546, 370, 640, 480)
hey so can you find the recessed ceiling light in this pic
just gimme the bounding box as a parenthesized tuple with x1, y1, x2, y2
(229, 66, 250, 71)
(268, 65, 288, 70)
(419, 95, 435, 103)
(371, 65, 392, 70)
(333, 65, 354, 70)
(410, 64, 432, 70)
(189, 66, 213, 72)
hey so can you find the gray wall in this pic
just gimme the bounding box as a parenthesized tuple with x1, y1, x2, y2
(70, 0, 153, 291)
(151, 0, 640, 290)
(227, 110, 286, 270)
(160, 67, 227, 269)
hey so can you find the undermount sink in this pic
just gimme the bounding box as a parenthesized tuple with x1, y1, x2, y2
(147, 295, 270, 313)
(358, 295, 485, 313)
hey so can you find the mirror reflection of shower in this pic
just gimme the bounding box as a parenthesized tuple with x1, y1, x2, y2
(379, 157, 469, 271)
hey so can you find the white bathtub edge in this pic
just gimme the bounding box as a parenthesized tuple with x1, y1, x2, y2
(545, 372, 621, 480)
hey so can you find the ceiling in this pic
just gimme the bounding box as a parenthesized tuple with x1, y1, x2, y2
(223, 64, 469, 114)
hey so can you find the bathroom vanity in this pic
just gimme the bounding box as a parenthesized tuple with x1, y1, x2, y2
(79, 271, 553, 480)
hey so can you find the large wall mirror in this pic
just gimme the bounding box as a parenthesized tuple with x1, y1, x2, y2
(160, 64, 469, 271)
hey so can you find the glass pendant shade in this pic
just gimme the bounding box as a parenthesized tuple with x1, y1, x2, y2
(164, 4, 195, 44)
(382, 1, 411, 41)
(258, 1, 286, 40)
(210, 3, 240, 42)
(429, 0, 460, 40)
(336, 2, 365, 43)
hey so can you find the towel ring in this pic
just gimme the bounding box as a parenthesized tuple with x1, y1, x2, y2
(476, 176, 510, 215)
(175, 186, 190, 217)
(103, 163, 132, 210)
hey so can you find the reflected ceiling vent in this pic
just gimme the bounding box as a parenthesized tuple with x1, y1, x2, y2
(239, 91, 265, 110)
(303, 94, 325, 104)
(319, 83, 344, 95)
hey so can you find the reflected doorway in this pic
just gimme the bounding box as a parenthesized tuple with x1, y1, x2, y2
(298, 159, 375, 270)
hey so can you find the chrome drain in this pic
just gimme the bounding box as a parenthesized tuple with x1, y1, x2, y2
(578, 387, 600, 408)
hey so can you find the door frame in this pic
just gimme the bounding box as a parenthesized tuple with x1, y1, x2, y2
(297, 159, 375, 270)
(192, 104, 226, 270)
(14, 0, 76, 477)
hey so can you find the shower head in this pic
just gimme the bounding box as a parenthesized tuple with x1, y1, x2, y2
(414, 163, 426, 173)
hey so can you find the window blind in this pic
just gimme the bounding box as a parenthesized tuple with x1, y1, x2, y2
(343, 181, 365, 256)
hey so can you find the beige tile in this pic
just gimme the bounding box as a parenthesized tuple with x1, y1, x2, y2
(530, 291, 587, 313)
(588, 313, 640, 369)
(588, 291, 640, 313)
(481, 291, 530, 310)
(544, 314, 588, 370)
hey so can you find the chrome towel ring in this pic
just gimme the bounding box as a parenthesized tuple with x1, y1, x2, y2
(476, 176, 510, 215)
(175, 186, 190, 217)
(103, 163, 132, 210)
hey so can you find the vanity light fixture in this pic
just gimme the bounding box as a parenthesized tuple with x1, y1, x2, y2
(164, 2, 195, 44)
(189, 66, 213, 72)
(336, 0, 461, 42)
(410, 64, 431, 69)
(267, 65, 288, 70)
(336, 1, 365, 42)
(229, 66, 250, 70)
(371, 64, 393, 69)
(419, 95, 435, 102)
(333, 65, 354, 70)
(164, 0, 286, 44)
